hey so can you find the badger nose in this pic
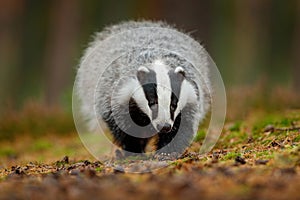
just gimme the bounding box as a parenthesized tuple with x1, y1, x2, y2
(157, 123, 172, 133)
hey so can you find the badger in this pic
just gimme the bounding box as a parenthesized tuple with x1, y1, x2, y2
(76, 21, 211, 156)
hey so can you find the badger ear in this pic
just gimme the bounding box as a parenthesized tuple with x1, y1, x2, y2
(174, 67, 185, 77)
(137, 66, 150, 83)
(138, 66, 150, 73)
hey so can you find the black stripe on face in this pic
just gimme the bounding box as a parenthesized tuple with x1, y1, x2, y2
(137, 68, 158, 119)
(168, 69, 184, 120)
(129, 98, 151, 126)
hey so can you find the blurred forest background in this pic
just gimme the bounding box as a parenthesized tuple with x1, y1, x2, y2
(1, 1, 300, 197)
(0, 0, 299, 116)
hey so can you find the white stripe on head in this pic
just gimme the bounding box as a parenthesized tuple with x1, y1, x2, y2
(174, 79, 198, 118)
(151, 60, 173, 128)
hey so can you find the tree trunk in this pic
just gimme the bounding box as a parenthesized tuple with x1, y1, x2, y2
(0, 0, 24, 111)
(44, 0, 80, 106)
(292, 1, 300, 92)
(162, 0, 212, 49)
(232, 0, 270, 85)
(134, 0, 212, 49)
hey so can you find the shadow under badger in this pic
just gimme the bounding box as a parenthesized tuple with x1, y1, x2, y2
(77, 21, 211, 155)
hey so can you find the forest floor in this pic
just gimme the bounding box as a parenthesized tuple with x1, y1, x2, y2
(0, 88, 300, 200)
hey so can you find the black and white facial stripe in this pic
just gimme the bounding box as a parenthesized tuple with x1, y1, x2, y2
(137, 67, 158, 120)
(134, 60, 198, 133)
(168, 67, 185, 121)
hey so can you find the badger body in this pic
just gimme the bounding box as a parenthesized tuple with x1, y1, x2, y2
(77, 21, 211, 154)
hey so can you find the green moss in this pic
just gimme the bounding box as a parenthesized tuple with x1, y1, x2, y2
(278, 118, 295, 127)
(0, 147, 17, 158)
(229, 131, 248, 140)
(221, 152, 241, 161)
(170, 157, 193, 166)
(37, 155, 46, 163)
(194, 129, 206, 142)
(30, 140, 53, 151)
(252, 116, 277, 135)
(95, 166, 103, 172)
(260, 139, 272, 145)
(0, 107, 75, 141)
(255, 151, 274, 159)
(294, 135, 300, 142)
(171, 160, 181, 166)
(252, 115, 298, 137)
(229, 121, 242, 132)
(219, 131, 248, 148)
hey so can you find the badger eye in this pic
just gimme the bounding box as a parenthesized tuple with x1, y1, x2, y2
(149, 101, 158, 110)
(170, 104, 176, 111)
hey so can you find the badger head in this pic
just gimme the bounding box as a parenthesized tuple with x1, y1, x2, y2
(113, 59, 199, 134)
(135, 59, 200, 133)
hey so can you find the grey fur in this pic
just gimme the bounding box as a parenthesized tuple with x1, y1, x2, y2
(76, 20, 211, 151)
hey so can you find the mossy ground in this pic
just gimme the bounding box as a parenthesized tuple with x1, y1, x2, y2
(0, 90, 299, 200)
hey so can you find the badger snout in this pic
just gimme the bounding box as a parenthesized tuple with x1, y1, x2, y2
(152, 104, 173, 133)
(157, 123, 172, 133)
